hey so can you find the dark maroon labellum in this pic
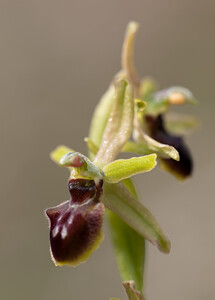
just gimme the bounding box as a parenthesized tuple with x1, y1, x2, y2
(145, 114, 193, 179)
(46, 178, 104, 266)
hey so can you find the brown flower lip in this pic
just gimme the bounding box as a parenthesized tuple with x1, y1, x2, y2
(145, 114, 193, 179)
(46, 178, 104, 266)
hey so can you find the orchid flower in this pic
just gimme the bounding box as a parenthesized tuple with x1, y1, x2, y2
(45, 22, 196, 300)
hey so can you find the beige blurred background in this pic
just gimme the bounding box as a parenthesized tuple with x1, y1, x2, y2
(0, 1, 214, 299)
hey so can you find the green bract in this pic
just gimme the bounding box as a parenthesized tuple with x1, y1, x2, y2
(107, 178, 145, 291)
(103, 182, 170, 253)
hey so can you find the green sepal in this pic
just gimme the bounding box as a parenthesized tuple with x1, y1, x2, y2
(60, 152, 103, 179)
(50, 145, 74, 165)
(94, 79, 128, 161)
(103, 154, 157, 183)
(103, 182, 171, 253)
(107, 179, 145, 292)
(110, 298, 121, 300)
(95, 79, 134, 166)
(123, 281, 145, 300)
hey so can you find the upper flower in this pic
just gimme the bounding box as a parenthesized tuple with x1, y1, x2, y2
(145, 114, 193, 179)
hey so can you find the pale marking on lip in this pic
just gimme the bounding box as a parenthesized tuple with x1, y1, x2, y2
(68, 215, 74, 225)
(52, 226, 59, 237)
(61, 226, 67, 239)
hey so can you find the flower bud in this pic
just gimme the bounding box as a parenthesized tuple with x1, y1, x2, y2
(46, 178, 104, 266)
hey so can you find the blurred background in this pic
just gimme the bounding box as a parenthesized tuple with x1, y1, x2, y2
(0, 1, 214, 299)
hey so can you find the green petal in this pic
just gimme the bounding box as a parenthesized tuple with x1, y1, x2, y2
(103, 154, 157, 183)
(103, 182, 171, 253)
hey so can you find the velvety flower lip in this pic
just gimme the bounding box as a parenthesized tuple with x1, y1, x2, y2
(145, 114, 193, 179)
(46, 178, 104, 266)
